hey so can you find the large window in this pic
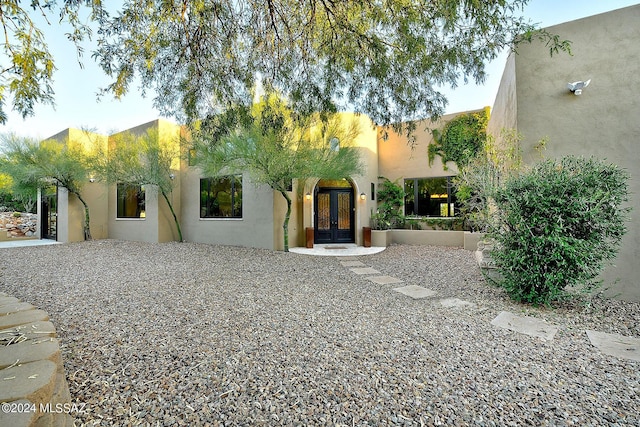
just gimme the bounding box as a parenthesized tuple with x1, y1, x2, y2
(404, 177, 457, 217)
(200, 175, 243, 218)
(117, 184, 146, 218)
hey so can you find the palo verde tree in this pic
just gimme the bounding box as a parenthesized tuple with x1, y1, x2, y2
(190, 95, 363, 252)
(93, 128, 183, 241)
(0, 133, 94, 239)
(0, 173, 38, 213)
(93, 1, 570, 128)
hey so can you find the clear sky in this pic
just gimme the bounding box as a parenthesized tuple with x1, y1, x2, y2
(1, 0, 638, 139)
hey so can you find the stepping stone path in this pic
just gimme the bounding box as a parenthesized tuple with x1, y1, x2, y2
(339, 261, 367, 267)
(366, 275, 404, 285)
(393, 285, 437, 299)
(491, 311, 558, 341)
(335, 256, 640, 362)
(586, 330, 640, 362)
(349, 267, 381, 275)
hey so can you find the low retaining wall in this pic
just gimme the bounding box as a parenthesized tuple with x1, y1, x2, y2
(0, 292, 73, 427)
(371, 230, 484, 250)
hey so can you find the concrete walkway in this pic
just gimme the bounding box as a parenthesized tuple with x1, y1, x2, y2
(0, 239, 59, 249)
(290, 243, 385, 257)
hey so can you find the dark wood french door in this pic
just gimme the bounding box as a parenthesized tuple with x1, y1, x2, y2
(314, 188, 355, 244)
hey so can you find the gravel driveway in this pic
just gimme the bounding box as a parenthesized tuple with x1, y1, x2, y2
(1, 240, 639, 426)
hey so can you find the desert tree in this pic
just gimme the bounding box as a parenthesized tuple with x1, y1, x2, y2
(190, 95, 363, 251)
(0, 1, 105, 123)
(93, 128, 183, 241)
(93, 1, 570, 128)
(0, 133, 93, 239)
(2, 2, 569, 130)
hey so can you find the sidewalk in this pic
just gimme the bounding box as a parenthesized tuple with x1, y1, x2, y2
(289, 243, 385, 256)
(0, 239, 60, 249)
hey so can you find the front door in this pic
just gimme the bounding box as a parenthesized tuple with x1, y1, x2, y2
(315, 188, 355, 244)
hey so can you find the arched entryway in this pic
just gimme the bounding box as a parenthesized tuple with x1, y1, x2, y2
(314, 179, 355, 244)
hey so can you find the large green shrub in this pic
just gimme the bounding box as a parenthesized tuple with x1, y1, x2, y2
(491, 156, 630, 305)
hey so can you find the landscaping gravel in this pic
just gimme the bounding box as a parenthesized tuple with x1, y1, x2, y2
(1, 240, 639, 426)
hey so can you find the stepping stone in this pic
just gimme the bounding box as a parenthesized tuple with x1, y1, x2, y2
(586, 330, 640, 362)
(440, 298, 476, 309)
(0, 296, 20, 306)
(337, 257, 361, 261)
(0, 359, 57, 403)
(0, 310, 49, 330)
(0, 321, 57, 342)
(491, 311, 558, 341)
(0, 338, 61, 369)
(0, 302, 36, 315)
(393, 285, 437, 299)
(350, 267, 381, 275)
(340, 260, 366, 267)
(367, 275, 404, 285)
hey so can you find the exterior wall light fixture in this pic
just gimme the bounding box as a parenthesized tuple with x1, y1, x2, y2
(360, 192, 366, 200)
(305, 192, 312, 200)
(89, 177, 95, 183)
(568, 79, 591, 95)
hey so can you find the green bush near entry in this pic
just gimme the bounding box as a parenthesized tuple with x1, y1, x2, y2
(371, 177, 405, 230)
(490, 156, 630, 305)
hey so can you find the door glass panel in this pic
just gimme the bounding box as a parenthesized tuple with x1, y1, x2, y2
(337, 192, 351, 230)
(317, 193, 330, 230)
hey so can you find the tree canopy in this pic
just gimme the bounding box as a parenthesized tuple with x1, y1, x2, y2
(0, 0, 104, 123)
(2, 1, 570, 129)
(93, 0, 569, 126)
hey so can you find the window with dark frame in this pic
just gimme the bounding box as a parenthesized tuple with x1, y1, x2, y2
(117, 184, 146, 218)
(404, 177, 457, 217)
(200, 175, 243, 218)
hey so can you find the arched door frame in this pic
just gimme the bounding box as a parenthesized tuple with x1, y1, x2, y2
(312, 178, 357, 244)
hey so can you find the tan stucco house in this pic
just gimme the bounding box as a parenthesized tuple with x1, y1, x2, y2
(37, 5, 639, 300)
(38, 111, 467, 250)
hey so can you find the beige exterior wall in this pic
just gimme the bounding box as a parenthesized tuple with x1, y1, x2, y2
(41, 128, 108, 243)
(107, 119, 182, 243)
(487, 53, 518, 144)
(377, 111, 491, 183)
(180, 167, 276, 249)
(492, 5, 640, 300)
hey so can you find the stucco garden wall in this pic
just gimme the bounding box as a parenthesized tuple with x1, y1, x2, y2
(377, 112, 477, 182)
